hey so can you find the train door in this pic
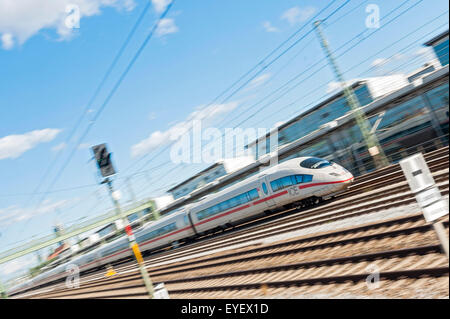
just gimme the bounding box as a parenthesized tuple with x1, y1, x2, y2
(261, 177, 276, 208)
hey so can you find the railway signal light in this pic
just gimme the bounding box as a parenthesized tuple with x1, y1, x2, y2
(91, 143, 116, 178)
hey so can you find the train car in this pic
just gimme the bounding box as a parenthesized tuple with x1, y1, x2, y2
(8, 156, 353, 295)
(188, 157, 353, 234)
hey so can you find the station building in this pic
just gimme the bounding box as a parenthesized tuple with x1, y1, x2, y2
(406, 60, 441, 83)
(244, 30, 449, 176)
(242, 70, 448, 176)
(424, 30, 449, 67)
(158, 39, 449, 216)
(141, 30, 450, 217)
(246, 75, 408, 160)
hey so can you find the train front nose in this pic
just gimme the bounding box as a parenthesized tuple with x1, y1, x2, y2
(329, 166, 354, 189)
(344, 172, 354, 186)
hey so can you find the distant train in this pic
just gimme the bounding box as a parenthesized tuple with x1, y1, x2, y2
(9, 156, 353, 295)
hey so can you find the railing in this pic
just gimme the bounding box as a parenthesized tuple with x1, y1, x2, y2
(0, 198, 156, 262)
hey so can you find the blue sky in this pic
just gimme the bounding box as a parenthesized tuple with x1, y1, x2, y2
(0, 0, 449, 280)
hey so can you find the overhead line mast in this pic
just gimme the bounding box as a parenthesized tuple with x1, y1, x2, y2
(313, 20, 389, 169)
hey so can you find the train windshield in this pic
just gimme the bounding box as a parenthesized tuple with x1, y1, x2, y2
(300, 157, 332, 169)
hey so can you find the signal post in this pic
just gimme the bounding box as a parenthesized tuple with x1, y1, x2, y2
(92, 144, 155, 298)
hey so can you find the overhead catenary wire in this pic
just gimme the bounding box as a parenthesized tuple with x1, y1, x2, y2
(115, 0, 352, 201)
(127, 6, 446, 202)
(11, 1, 176, 238)
(7, 1, 156, 238)
(4, 40, 441, 255)
(24, 1, 154, 209)
(116, 0, 346, 181)
(132, 0, 428, 195)
(121, 1, 375, 196)
(132, 0, 417, 183)
(7, 0, 446, 248)
(33, 1, 175, 209)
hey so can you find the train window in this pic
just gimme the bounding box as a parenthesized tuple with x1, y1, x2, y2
(136, 222, 177, 243)
(196, 189, 260, 221)
(247, 189, 259, 200)
(270, 174, 314, 192)
(262, 183, 268, 195)
(219, 201, 229, 212)
(270, 180, 280, 192)
(300, 157, 332, 169)
(281, 176, 293, 188)
(238, 193, 248, 205)
(101, 241, 129, 257)
(229, 197, 239, 208)
(84, 255, 96, 263)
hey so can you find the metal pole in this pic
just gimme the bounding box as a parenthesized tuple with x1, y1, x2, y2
(104, 178, 155, 298)
(124, 225, 155, 298)
(432, 220, 449, 261)
(313, 20, 389, 169)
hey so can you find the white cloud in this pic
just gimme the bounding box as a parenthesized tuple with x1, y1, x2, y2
(131, 102, 239, 158)
(370, 53, 405, 68)
(0, 199, 69, 227)
(0, 128, 61, 160)
(262, 21, 279, 33)
(0, 0, 136, 49)
(51, 142, 67, 152)
(326, 79, 361, 94)
(156, 18, 178, 37)
(415, 47, 434, 60)
(151, 0, 172, 13)
(371, 58, 388, 68)
(281, 6, 316, 26)
(247, 73, 271, 90)
(1, 32, 13, 49)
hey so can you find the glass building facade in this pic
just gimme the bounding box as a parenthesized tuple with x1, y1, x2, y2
(433, 38, 449, 67)
(425, 30, 449, 67)
(251, 82, 375, 160)
(283, 75, 448, 175)
(248, 70, 449, 177)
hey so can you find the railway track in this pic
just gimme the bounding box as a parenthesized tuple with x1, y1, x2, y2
(131, 150, 449, 270)
(12, 146, 449, 299)
(20, 213, 449, 299)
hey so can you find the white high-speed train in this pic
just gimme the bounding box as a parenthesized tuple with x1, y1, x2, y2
(9, 156, 353, 295)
